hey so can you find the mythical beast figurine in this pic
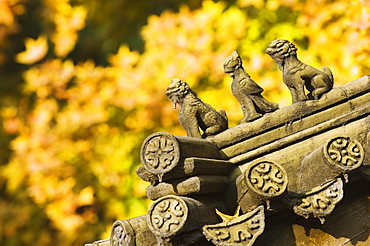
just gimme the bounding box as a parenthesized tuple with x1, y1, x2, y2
(224, 51, 279, 123)
(266, 39, 334, 103)
(166, 78, 228, 138)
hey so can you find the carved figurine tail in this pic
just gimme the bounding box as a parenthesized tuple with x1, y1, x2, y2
(321, 66, 334, 84)
(218, 108, 228, 122)
(250, 96, 279, 113)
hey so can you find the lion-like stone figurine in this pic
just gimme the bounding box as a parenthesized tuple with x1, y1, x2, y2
(166, 78, 228, 138)
(224, 51, 279, 123)
(266, 39, 334, 103)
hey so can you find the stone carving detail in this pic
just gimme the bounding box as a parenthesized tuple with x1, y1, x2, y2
(244, 160, 288, 200)
(140, 132, 180, 175)
(291, 178, 344, 224)
(111, 220, 134, 246)
(324, 136, 364, 172)
(109, 215, 157, 246)
(203, 205, 265, 246)
(147, 195, 188, 238)
(298, 135, 365, 191)
(166, 78, 228, 138)
(224, 51, 279, 123)
(85, 40, 370, 246)
(266, 39, 334, 103)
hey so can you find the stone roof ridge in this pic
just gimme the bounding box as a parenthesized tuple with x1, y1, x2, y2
(207, 75, 370, 162)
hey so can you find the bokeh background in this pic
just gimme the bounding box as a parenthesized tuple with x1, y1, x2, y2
(0, 0, 369, 245)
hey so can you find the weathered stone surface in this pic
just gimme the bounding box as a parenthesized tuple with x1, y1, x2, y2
(203, 205, 265, 246)
(86, 41, 370, 246)
(208, 76, 370, 152)
(136, 166, 159, 185)
(225, 171, 263, 214)
(110, 215, 157, 246)
(266, 39, 334, 103)
(253, 178, 370, 246)
(299, 136, 364, 191)
(140, 132, 226, 181)
(147, 195, 223, 240)
(182, 157, 233, 176)
(166, 78, 228, 138)
(224, 51, 278, 123)
(243, 160, 288, 201)
(137, 157, 233, 184)
(146, 175, 229, 200)
(229, 111, 370, 193)
(286, 178, 344, 224)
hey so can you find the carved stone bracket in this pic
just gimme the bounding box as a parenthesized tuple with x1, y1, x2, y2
(244, 160, 288, 201)
(299, 135, 365, 191)
(323, 136, 364, 173)
(140, 132, 226, 182)
(148, 195, 187, 238)
(110, 215, 157, 246)
(203, 205, 265, 246)
(147, 195, 222, 240)
(287, 178, 344, 224)
(141, 132, 180, 176)
(111, 220, 135, 246)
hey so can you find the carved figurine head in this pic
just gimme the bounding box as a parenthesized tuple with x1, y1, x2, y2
(166, 78, 190, 109)
(223, 51, 242, 77)
(265, 39, 298, 70)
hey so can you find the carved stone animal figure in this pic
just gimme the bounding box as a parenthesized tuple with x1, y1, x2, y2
(266, 39, 334, 103)
(166, 78, 228, 138)
(224, 51, 279, 123)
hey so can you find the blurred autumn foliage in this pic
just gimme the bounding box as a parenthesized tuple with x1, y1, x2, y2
(0, 0, 369, 245)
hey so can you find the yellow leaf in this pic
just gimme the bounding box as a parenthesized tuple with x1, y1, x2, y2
(52, 31, 77, 57)
(108, 45, 140, 68)
(77, 186, 94, 206)
(215, 206, 241, 222)
(16, 35, 48, 64)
